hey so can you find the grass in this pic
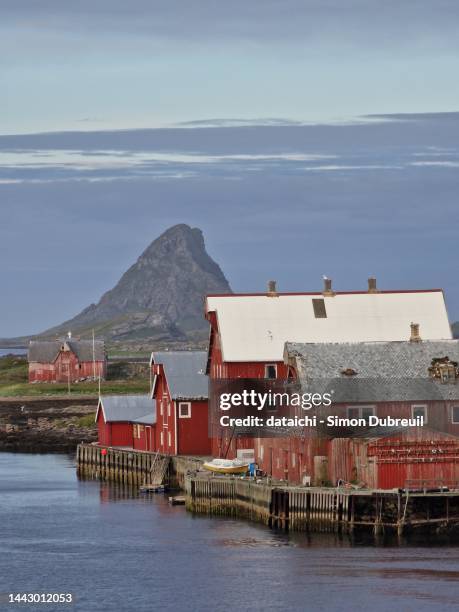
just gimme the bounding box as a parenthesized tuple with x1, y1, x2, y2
(76, 414, 97, 428)
(0, 355, 150, 397)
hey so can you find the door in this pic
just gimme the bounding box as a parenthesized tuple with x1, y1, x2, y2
(145, 426, 151, 452)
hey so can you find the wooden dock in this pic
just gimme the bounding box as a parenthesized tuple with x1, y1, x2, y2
(185, 473, 459, 536)
(76, 443, 205, 488)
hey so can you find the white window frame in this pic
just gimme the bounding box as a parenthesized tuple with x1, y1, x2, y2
(167, 431, 172, 447)
(347, 406, 375, 421)
(160, 431, 164, 445)
(167, 402, 171, 417)
(265, 364, 277, 379)
(178, 402, 192, 419)
(159, 400, 163, 416)
(411, 404, 428, 423)
(452, 406, 459, 424)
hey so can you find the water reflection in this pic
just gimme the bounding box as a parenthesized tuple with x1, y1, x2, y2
(2, 454, 459, 612)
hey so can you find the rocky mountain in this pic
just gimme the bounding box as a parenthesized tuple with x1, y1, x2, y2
(39, 224, 231, 343)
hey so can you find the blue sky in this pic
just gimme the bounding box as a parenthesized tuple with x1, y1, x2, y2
(1, 2, 459, 336)
(3, 1, 459, 133)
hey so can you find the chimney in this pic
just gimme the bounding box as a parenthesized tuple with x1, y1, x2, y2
(267, 280, 278, 297)
(367, 277, 378, 293)
(410, 322, 421, 343)
(322, 276, 334, 296)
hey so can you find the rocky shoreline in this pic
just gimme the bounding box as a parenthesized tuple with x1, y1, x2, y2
(0, 397, 98, 453)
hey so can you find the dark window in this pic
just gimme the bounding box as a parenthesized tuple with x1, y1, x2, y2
(265, 364, 277, 379)
(312, 298, 327, 318)
(452, 407, 459, 424)
(412, 405, 427, 422)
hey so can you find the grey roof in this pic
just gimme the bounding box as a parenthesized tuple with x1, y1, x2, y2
(152, 351, 208, 400)
(285, 340, 459, 402)
(131, 412, 156, 425)
(97, 395, 156, 424)
(28, 339, 105, 363)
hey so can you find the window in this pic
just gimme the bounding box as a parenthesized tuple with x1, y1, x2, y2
(159, 400, 163, 416)
(291, 453, 296, 468)
(265, 364, 277, 379)
(160, 431, 164, 445)
(260, 444, 264, 460)
(312, 298, 327, 318)
(412, 405, 427, 422)
(347, 406, 375, 424)
(167, 403, 171, 417)
(133, 424, 139, 439)
(452, 407, 459, 424)
(168, 431, 172, 447)
(179, 402, 191, 418)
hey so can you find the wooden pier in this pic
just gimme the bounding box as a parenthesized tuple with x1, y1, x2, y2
(76, 443, 205, 488)
(76, 443, 170, 487)
(185, 473, 459, 536)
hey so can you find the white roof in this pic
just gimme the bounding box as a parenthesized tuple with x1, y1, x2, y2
(206, 290, 452, 362)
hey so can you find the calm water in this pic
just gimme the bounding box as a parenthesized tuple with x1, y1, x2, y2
(0, 454, 458, 612)
(0, 348, 27, 357)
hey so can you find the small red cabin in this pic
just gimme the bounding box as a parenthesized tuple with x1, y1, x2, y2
(96, 395, 156, 450)
(28, 337, 106, 383)
(151, 351, 210, 456)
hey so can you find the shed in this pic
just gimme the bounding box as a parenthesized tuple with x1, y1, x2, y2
(96, 395, 156, 450)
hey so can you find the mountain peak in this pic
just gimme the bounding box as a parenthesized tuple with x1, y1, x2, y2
(41, 225, 232, 343)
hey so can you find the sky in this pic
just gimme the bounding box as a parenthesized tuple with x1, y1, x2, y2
(1, 1, 459, 336)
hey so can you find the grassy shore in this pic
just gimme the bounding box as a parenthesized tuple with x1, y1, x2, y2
(0, 355, 150, 397)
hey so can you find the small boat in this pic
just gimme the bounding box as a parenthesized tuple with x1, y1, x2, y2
(202, 458, 249, 474)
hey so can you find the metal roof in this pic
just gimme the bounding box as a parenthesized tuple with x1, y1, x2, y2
(96, 395, 156, 424)
(151, 351, 208, 400)
(206, 290, 451, 362)
(285, 340, 459, 402)
(28, 339, 105, 363)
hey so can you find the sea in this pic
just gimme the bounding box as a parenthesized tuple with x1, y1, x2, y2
(0, 348, 27, 357)
(0, 453, 458, 612)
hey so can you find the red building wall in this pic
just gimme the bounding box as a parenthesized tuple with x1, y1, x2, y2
(153, 364, 176, 454)
(206, 308, 459, 486)
(96, 411, 133, 447)
(176, 400, 211, 456)
(152, 364, 211, 456)
(29, 351, 105, 383)
(133, 425, 155, 452)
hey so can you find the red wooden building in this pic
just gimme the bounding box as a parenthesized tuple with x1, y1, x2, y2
(96, 395, 156, 450)
(204, 278, 456, 488)
(254, 338, 459, 488)
(28, 336, 106, 383)
(150, 351, 211, 456)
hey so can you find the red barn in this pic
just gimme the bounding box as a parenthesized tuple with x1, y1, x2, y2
(204, 278, 453, 470)
(28, 337, 106, 383)
(276, 339, 459, 488)
(150, 351, 210, 456)
(96, 395, 156, 450)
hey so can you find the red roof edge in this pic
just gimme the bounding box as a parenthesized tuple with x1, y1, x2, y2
(206, 288, 444, 298)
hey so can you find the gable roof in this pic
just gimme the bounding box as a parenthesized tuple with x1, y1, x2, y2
(206, 290, 451, 362)
(151, 351, 208, 400)
(28, 339, 105, 363)
(96, 395, 156, 424)
(285, 339, 459, 402)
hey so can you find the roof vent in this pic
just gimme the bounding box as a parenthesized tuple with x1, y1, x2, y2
(267, 280, 278, 297)
(322, 276, 335, 297)
(367, 277, 378, 293)
(410, 322, 421, 343)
